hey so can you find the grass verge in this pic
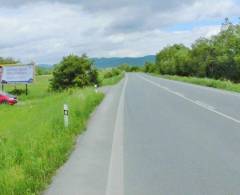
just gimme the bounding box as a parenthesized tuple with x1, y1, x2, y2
(100, 73, 125, 86)
(151, 74, 240, 93)
(0, 76, 104, 195)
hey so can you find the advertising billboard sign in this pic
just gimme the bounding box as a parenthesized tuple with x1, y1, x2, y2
(0, 66, 3, 83)
(0, 65, 34, 84)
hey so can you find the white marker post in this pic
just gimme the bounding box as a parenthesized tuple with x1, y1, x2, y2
(64, 104, 69, 128)
(94, 84, 98, 93)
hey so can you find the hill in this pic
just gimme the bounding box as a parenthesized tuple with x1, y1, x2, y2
(37, 55, 156, 69)
(93, 55, 155, 68)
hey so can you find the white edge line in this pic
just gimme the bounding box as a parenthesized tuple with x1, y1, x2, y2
(147, 73, 240, 99)
(105, 76, 128, 195)
(138, 75, 240, 125)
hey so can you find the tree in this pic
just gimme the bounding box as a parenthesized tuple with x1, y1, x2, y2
(0, 57, 18, 64)
(154, 18, 240, 82)
(156, 44, 191, 76)
(144, 62, 156, 73)
(190, 38, 211, 77)
(118, 64, 131, 72)
(50, 54, 98, 90)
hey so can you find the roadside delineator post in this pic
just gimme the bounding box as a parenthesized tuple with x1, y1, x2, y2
(94, 84, 98, 93)
(64, 104, 69, 128)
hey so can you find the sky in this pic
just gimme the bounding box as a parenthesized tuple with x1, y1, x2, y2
(0, 0, 239, 64)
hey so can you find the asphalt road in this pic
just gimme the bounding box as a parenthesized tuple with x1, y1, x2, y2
(45, 73, 240, 195)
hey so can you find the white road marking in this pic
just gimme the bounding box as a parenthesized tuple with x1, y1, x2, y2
(195, 100, 216, 110)
(173, 92, 185, 98)
(148, 74, 240, 99)
(139, 75, 240, 125)
(105, 76, 128, 195)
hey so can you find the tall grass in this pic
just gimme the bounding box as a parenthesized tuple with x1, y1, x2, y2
(152, 74, 240, 93)
(0, 76, 104, 195)
(100, 73, 125, 86)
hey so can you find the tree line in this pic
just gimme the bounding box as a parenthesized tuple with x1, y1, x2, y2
(0, 57, 18, 64)
(144, 18, 240, 82)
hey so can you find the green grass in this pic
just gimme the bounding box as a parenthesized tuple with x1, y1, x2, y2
(3, 75, 51, 101)
(152, 74, 240, 93)
(0, 76, 104, 195)
(100, 73, 125, 86)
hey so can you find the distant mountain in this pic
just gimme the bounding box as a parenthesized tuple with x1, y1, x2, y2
(37, 55, 156, 69)
(37, 64, 53, 69)
(93, 55, 155, 68)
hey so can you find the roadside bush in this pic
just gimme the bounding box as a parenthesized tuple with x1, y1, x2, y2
(36, 66, 52, 75)
(118, 64, 131, 72)
(50, 54, 98, 90)
(144, 62, 156, 73)
(103, 68, 121, 79)
(117, 64, 142, 72)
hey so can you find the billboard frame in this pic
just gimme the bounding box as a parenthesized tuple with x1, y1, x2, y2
(0, 63, 36, 96)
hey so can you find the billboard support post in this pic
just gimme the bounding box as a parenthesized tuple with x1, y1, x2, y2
(26, 84, 28, 96)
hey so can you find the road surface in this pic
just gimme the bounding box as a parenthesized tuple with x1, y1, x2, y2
(45, 73, 240, 195)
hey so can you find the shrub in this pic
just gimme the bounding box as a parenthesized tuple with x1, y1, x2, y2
(103, 68, 121, 79)
(50, 54, 98, 90)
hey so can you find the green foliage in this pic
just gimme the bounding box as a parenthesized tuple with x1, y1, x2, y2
(144, 62, 156, 73)
(36, 66, 52, 75)
(0, 57, 18, 65)
(4, 76, 51, 101)
(151, 20, 240, 83)
(0, 76, 104, 195)
(118, 64, 131, 72)
(98, 68, 124, 86)
(51, 54, 98, 90)
(117, 64, 142, 72)
(101, 73, 124, 86)
(103, 68, 121, 79)
(128, 66, 142, 72)
(156, 44, 192, 76)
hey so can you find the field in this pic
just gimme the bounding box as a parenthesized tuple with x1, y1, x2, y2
(0, 75, 104, 195)
(152, 74, 240, 93)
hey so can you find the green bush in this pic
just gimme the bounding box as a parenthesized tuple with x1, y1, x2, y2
(144, 62, 156, 73)
(50, 54, 98, 90)
(36, 67, 52, 76)
(103, 68, 121, 79)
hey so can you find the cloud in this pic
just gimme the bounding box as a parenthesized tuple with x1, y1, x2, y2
(0, 0, 239, 63)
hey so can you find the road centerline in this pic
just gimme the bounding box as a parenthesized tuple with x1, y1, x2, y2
(138, 74, 240, 125)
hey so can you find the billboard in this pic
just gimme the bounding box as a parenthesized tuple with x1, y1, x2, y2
(0, 65, 34, 84)
(0, 66, 3, 82)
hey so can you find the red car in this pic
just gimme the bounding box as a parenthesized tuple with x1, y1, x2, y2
(0, 92, 17, 105)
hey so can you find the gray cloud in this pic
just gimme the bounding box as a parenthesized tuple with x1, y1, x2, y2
(0, 0, 195, 8)
(0, 0, 239, 63)
(0, 0, 198, 32)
